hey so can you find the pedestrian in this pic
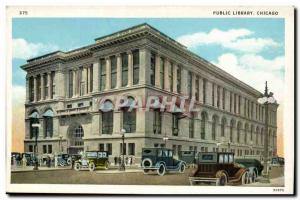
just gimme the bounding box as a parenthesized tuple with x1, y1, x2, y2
(22, 156, 27, 168)
(114, 156, 117, 166)
(127, 157, 131, 166)
(125, 157, 128, 166)
(47, 156, 51, 168)
(54, 155, 58, 168)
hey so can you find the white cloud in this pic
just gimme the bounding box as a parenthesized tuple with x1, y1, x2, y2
(13, 38, 59, 60)
(212, 53, 285, 103)
(12, 85, 26, 105)
(177, 28, 279, 53)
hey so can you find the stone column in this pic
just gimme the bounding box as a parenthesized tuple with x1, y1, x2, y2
(219, 86, 223, 110)
(25, 77, 30, 103)
(47, 72, 52, 99)
(33, 76, 37, 102)
(155, 54, 161, 88)
(41, 74, 45, 100)
(85, 66, 89, 94)
(116, 54, 122, 88)
(181, 68, 188, 97)
(105, 57, 111, 90)
(192, 74, 196, 99)
(173, 63, 178, 93)
(225, 89, 230, 112)
(139, 48, 151, 85)
(164, 58, 170, 91)
(82, 67, 87, 95)
(199, 77, 204, 104)
(72, 70, 76, 97)
(127, 51, 133, 87)
(235, 94, 239, 114)
(206, 81, 213, 106)
(92, 60, 99, 92)
(214, 84, 218, 107)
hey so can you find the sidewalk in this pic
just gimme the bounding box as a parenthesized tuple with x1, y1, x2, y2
(11, 166, 71, 172)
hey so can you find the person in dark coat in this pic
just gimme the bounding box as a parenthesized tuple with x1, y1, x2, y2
(114, 156, 117, 166)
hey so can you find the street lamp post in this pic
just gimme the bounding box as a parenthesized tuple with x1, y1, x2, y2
(119, 128, 126, 171)
(257, 81, 276, 183)
(32, 123, 41, 170)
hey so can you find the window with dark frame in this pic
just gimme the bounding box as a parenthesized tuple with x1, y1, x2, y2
(132, 50, 139, 85)
(110, 56, 117, 89)
(100, 59, 106, 91)
(150, 53, 155, 86)
(122, 53, 129, 87)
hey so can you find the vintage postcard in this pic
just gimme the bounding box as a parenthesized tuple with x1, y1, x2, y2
(6, 6, 295, 195)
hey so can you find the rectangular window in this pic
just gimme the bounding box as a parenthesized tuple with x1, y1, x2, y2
(43, 145, 47, 154)
(99, 143, 105, 151)
(195, 76, 199, 101)
(153, 110, 162, 134)
(222, 88, 225, 109)
(67, 104, 72, 108)
(106, 143, 112, 155)
(128, 143, 135, 155)
(100, 59, 106, 91)
(169, 63, 173, 92)
(89, 65, 93, 92)
(188, 72, 192, 99)
(150, 53, 155, 86)
(48, 145, 52, 154)
(132, 50, 139, 85)
(177, 66, 181, 93)
(29, 77, 34, 102)
(37, 75, 41, 101)
(160, 57, 164, 89)
(217, 86, 220, 108)
(78, 102, 84, 107)
(29, 145, 33, 152)
(120, 143, 126, 155)
(203, 79, 206, 104)
(230, 92, 232, 112)
(79, 67, 85, 96)
(234, 94, 237, 113)
(244, 98, 247, 117)
(69, 70, 73, 98)
(44, 74, 48, 99)
(212, 83, 215, 107)
(251, 102, 254, 119)
(102, 111, 113, 134)
(51, 71, 55, 98)
(172, 114, 179, 136)
(189, 115, 194, 138)
(110, 56, 117, 89)
(238, 96, 241, 114)
(122, 53, 128, 87)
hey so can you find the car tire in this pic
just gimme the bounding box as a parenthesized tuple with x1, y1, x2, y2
(179, 164, 186, 173)
(74, 163, 81, 171)
(218, 173, 227, 186)
(157, 164, 166, 176)
(142, 158, 152, 168)
(241, 172, 249, 185)
(89, 162, 96, 172)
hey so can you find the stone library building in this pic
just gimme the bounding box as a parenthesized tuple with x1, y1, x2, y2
(21, 23, 278, 162)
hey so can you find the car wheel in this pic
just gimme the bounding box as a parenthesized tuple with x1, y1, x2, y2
(241, 172, 249, 185)
(218, 173, 228, 186)
(143, 169, 150, 174)
(67, 158, 72, 165)
(157, 164, 166, 176)
(89, 162, 95, 172)
(179, 164, 186, 173)
(104, 161, 109, 170)
(74, 163, 81, 171)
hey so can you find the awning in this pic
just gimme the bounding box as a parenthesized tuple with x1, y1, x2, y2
(43, 109, 54, 117)
(29, 112, 39, 118)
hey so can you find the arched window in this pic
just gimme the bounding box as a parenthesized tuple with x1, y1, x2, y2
(212, 115, 218, 140)
(221, 118, 226, 137)
(43, 109, 54, 138)
(244, 124, 249, 144)
(29, 111, 39, 139)
(230, 119, 235, 142)
(100, 100, 114, 134)
(237, 122, 242, 143)
(189, 113, 195, 138)
(123, 97, 136, 133)
(256, 127, 259, 145)
(201, 112, 207, 139)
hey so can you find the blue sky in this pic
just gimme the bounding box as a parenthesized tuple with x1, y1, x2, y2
(12, 18, 285, 101)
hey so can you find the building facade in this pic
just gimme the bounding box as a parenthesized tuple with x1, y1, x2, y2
(22, 23, 278, 162)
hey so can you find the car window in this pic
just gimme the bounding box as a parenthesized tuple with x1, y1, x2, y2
(102, 152, 107, 158)
(87, 152, 97, 158)
(202, 154, 213, 161)
(169, 151, 173, 157)
(163, 150, 168, 157)
(228, 154, 234, 163)
(98, 152, 103, 158)
(158, 150, 163, 157)
(224, 154, 229, 163)
(219, 154, 224, 163)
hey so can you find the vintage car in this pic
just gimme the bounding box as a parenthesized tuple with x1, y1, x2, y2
(11, 152, 22, 165)
(189, 152, 250, 186)
(178, 150, 197, 166)
(235, 158, 264, 182)
(271, 156, 285, 166)
(141, 148, 186, 176)
(74, 151, 109, 171)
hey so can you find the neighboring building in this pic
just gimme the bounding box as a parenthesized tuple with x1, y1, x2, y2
(21, 23, 278, 162)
